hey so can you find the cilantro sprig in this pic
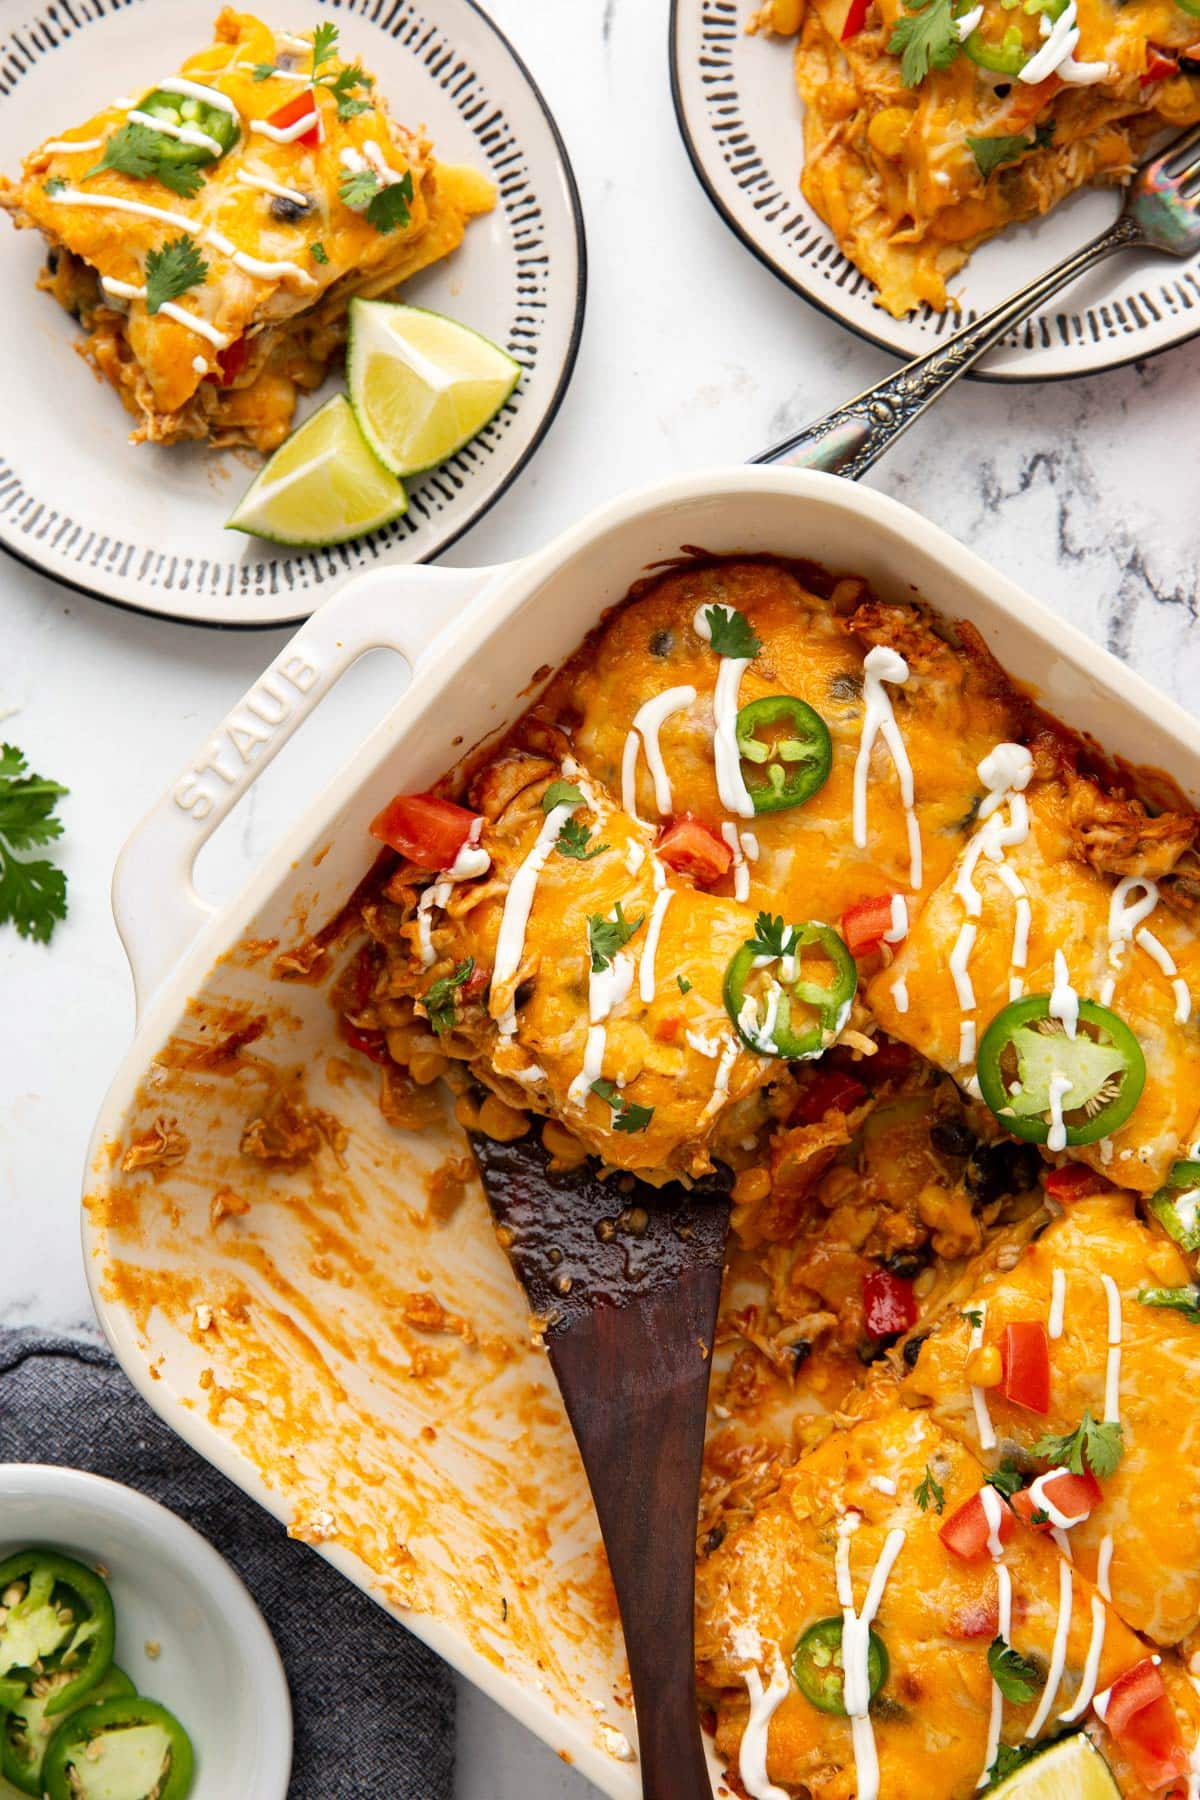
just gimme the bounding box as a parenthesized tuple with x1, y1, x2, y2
(985, 1744, 1039, 1788)
(0, 744, 69, 944)
(914, 1464, 945, 1514)
(338, 167, 414, 234)
(968, 120, 1054, 179)
(986, 1638, 1041, 1705)
(556, 818, 609, 862)
(588, 903, 644, 972)
(1032, 1409, 1124, 1480)
(85, 123, 206, 198)
(747, 912, 799, 959)
(983, 1460, 1024, 1499)
(423, 958, 475, 1035)
(888, 0, 961, 89)
(542, 780, 585, 813)
(256, 25, 375, 116)
(590, 1079, 654, 1135)
(704, 605, 761, 659)
(144, 235, 208, 315)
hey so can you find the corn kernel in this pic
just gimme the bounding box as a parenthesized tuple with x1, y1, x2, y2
(868, 106, 913, 160)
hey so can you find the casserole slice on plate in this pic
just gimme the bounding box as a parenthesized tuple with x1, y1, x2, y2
(0, 8, 494, 451)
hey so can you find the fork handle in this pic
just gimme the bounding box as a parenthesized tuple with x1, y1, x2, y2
(755, 211, 1142, 477)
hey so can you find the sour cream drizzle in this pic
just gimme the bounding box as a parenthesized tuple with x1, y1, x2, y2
(1096, 1534, 1114, 1600)
(852, 647, 922, 889)
(250, 108, 320, 143)
(1048, 1268, 1067, 1340)
(48, 190, 317, 289)
(156, 75, 240, 116)
(721, 822, 750, 902)
(1048, 950, 1079, 1039)
(731, 1627, 790, 1800)
(99, 275, 230, 347)
(1025, 1558, 1073, 1737)
(699, 1036, 741, 1125)
(1046, 1071, 1073, 1154)
(492, 802, 574, 1030)
(1100, 1272, 1123, 1424)
(127, 108, 226, 156)
(1059, 1594, 1107, 1723)
(41, 136, 104, 154)
(237, 169, 309, 205)
(968, 1302, 997, 1451)
(978, 1562, 1013, 1788)
(622, 685, 696, 818)
(1101, 875, 1191, 1020)
(639, 880, 674, 1004)
(835, 1512, 906, 1800)
(693, 605, 756, 818)
(1019, 0, 1111, 85)
(892, 974, 910, 1015)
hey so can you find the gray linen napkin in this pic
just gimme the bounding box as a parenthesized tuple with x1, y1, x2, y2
(0, 1326, 455, 1799)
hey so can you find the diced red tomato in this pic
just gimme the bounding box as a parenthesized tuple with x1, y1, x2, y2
(998, 1320, 1051, 1415)
(1044, 1164, 1108, 1203)
(265, 88, 321, 147)
(656, 814, 732, 885)
(1143, 43, 1180, 81)
(340, 1020, 389, 1065)
(827, 1037, 914, 1084)
(841, 893, 903, 956)
(369, 793, 480, 869)
(1099, 1660, 1190, 1791)
(841, 0, 871, 37)
(1011, 1468, 1102, 1532)
(862, 1268, 918, 1341)
(213, 334, 250, 387)
(938, 1490, 1014, 1562)
(789, 1070, 868, 1126)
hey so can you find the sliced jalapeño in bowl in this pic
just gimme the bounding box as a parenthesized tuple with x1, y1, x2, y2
(41, 1695, 195, 1800)
(793, 1616, 888, 1715)
(0, 1549, 116, 1718)
(977, 995, 1146, 1147)
(735, 695, 832, 814)
(725, 913, 857, 1060)
(134, 88, 241, 167)
(1, 1665, 135, 1797)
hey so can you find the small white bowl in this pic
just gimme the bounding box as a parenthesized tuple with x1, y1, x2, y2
(0, 1464, 292, 1799)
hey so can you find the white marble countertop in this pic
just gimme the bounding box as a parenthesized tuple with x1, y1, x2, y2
(2, 0, 1198, 1793)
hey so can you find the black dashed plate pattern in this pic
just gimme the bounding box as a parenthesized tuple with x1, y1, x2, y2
(671, 0, 1200, 380)
(0, 0, 585, 625)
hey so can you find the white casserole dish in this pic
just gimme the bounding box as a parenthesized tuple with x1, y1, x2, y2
(83, 468, 1200, 1798)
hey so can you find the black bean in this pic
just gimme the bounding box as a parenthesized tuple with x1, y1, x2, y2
(275, 51, 299, 70)
(902, 1332, 929, 1369)
(703, 1524, 727, 1556)
(788, 1339, 812, 1369)
(649, 628, 674, 658)
(965, 1140, 1042, 1207)
(857, 1336, 894, 1365)
(881, 1249, 930, 1281)
(270, 193, 313, 223)
(513, 979, 536, 1012)
(931, 1117, 976, 1158)
(46, 249, 59, 275)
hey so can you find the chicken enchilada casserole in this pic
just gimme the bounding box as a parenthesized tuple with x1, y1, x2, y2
(318, 550, 1200, 1799)
(0, 10, 494, 451)
(748, 0, 1200, 317)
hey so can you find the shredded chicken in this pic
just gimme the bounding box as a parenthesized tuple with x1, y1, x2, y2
(121, 1117, 188, 1173)
(239, 1093, 347, 1167)
(1067, 771, 1197, 879)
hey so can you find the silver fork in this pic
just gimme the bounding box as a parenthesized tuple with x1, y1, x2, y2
(756, 125, 1200, 477)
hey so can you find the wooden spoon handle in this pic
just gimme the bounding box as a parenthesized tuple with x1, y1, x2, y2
(549, 1266, 722, 1800)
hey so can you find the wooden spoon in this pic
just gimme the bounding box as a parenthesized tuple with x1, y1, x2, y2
(470, 1130, 730, 1800)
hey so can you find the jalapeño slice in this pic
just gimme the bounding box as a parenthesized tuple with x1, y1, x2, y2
(724, 917, 857, 1061)
(735, 696, 832, 814)
(976, 995, 1145, 1147)
(793, 1617, 888, 1715)
(2, 1665, 135, 1797)
(0, 1550, 115, 1717)
(42, 1696, 195, 1800)
(134, 88, 241, 166)
(1148, 1160, 1200, 1253)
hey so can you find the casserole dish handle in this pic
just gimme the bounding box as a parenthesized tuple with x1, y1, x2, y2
(112, 563, 498, 1015)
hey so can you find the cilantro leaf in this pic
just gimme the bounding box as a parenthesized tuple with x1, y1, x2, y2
(985, 1744, 1038, 1789)
(310, 20, 339, 72)
(556, 818, 609, 862)
(0, 744, 69, 944)
(887, 0, 961, 89)
(962, 1307, 984, 1329)
(704, 605, 761, 659)
(1032, 1408, 1124, 1480)
(310, 242, 329, 265)
(44, 176, 66, 196)
(367, 170, 414, 235)
(588, 902, 644, 972)
(423, 957, 475, 1036)
(251, 62, 277, 81)
(677, 975, 692, 994)
(983, 1460, 1024, 1499)
(747, 912, 797, 959)
(1029, 1507, 1051, 1526)
(85, 123, 206, 198)
(914, 1464, 945, 1514)
(328, 62, 375, 119)
(986, 1638, 1041, 1705)
(144, 235, 208, 315)
(542, 779, 584, 813)
(968, 120, 1054, 178)
(590, 1078, 654, 1135)
(339, 168, 380, 211)
(1138, 1284, 1200, 1323)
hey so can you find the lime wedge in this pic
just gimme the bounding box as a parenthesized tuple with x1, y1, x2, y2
(226, 394, 407, 546)
(988, 1736, 1120, 1800)
(347, 300, 520, 477)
